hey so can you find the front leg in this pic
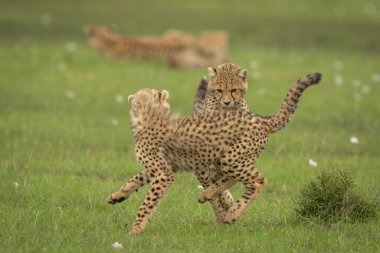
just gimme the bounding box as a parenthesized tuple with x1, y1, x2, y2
(108, 170, 150, 204)
(198, 175, 237, 204)
(223, 169, 266, 224)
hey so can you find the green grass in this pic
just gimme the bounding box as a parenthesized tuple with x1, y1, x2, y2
(295, 169, 378, 221)
(1, 0, 379, 252)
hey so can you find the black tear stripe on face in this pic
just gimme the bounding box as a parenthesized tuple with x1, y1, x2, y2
(214, 90, 222, 99)
(231, 90, 237, 101)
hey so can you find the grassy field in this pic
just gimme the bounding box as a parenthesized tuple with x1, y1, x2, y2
(1, 0, 379, 252)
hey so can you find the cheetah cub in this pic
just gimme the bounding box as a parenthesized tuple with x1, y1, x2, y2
(192, 63, 251, 221)
(108, 72, 322, 235)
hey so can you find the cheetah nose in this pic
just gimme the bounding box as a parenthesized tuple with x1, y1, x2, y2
(223, 101, 230, 106)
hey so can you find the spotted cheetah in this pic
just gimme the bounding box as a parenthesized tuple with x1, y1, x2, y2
(192, 63, 251, 221)
(86, 26, 229, 68)
(107, 72, 322, 235)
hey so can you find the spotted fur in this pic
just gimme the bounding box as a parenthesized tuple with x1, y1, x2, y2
(192, 71, 322, 221)
(192, 68, 323, 217)
(108, 72, 321, 235)
(205, 63, 250, 112)
(87, 26, 229, 68)
(191, 63, 251, 221)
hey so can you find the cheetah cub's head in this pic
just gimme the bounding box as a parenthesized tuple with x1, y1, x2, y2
(128, 88, 171, 112)
(86, 26, 118, 49)
(207, 63, 248, 109)
(86, 26, 113, 38)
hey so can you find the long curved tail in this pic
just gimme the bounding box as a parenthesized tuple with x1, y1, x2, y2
(264, 72, 322, 133)
(192, 76, 208, 116)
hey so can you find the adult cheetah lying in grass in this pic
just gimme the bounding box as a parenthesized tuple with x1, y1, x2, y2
(86, 26, 229, 68)
(108, 72, 322, 235)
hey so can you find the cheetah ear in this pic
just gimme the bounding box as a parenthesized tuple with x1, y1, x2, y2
(127, 95, 134, 103)
(161, 90, 170, 100)
(238, 68, 248, 81)
(208, 67, 217, 78)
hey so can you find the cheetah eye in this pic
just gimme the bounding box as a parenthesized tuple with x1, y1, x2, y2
(231, 89, 237, 93)
(216, 89, 223, 93)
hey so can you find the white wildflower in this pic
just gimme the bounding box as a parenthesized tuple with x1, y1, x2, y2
(252, 70, 262, 80)
(86, 73, 95, 81)
(334, 75, 343, 86)
(65, 41, 77, 52)
(249, 60, 260, 70)
(111, 119, 119, 126)
(352, 79, 362, 87)
(308, 159, 318, 167)
(197, 185, 204, 189)
(350, 136, 359, 144)
(65, 90, 76, 99)
(115, 95, 124, 103)
(57, 62, 66, 72)
(112, 242, 123, 249)
(353, 93, 362, 101)
(361, 85, 370, 94)
(363, 3, 377, 16)
(14, 182, 20, 188)
(333, 60, 344, 69)
(40, 14, 52, 26)
(257, 88, 267, 96)
(372, 73, 380, 82)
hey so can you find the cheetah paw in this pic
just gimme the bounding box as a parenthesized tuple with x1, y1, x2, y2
(107, 192, 126, 204)
(221, 215, 238, 224)
(198, 191, 213, 203)
(129, 226, 144, 236)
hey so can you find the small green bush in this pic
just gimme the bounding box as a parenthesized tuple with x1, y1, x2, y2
(295, 169, 377, 222)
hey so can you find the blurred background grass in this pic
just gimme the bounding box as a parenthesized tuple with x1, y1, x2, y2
(0, 0, 379, 252)
(1, 0, 380, 51)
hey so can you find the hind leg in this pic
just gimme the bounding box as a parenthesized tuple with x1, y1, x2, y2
(195, 166, 233, 222)
(208, 165, 235, 210)
(199, 144, 249, 203)
(199, 145, 266, 223)
(129, 169, 174, 235)
(108, 170, 150, 204)
(198, 175, 237, 204)
(223, 167, 266, 224)
(198, 166, 266, 224)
